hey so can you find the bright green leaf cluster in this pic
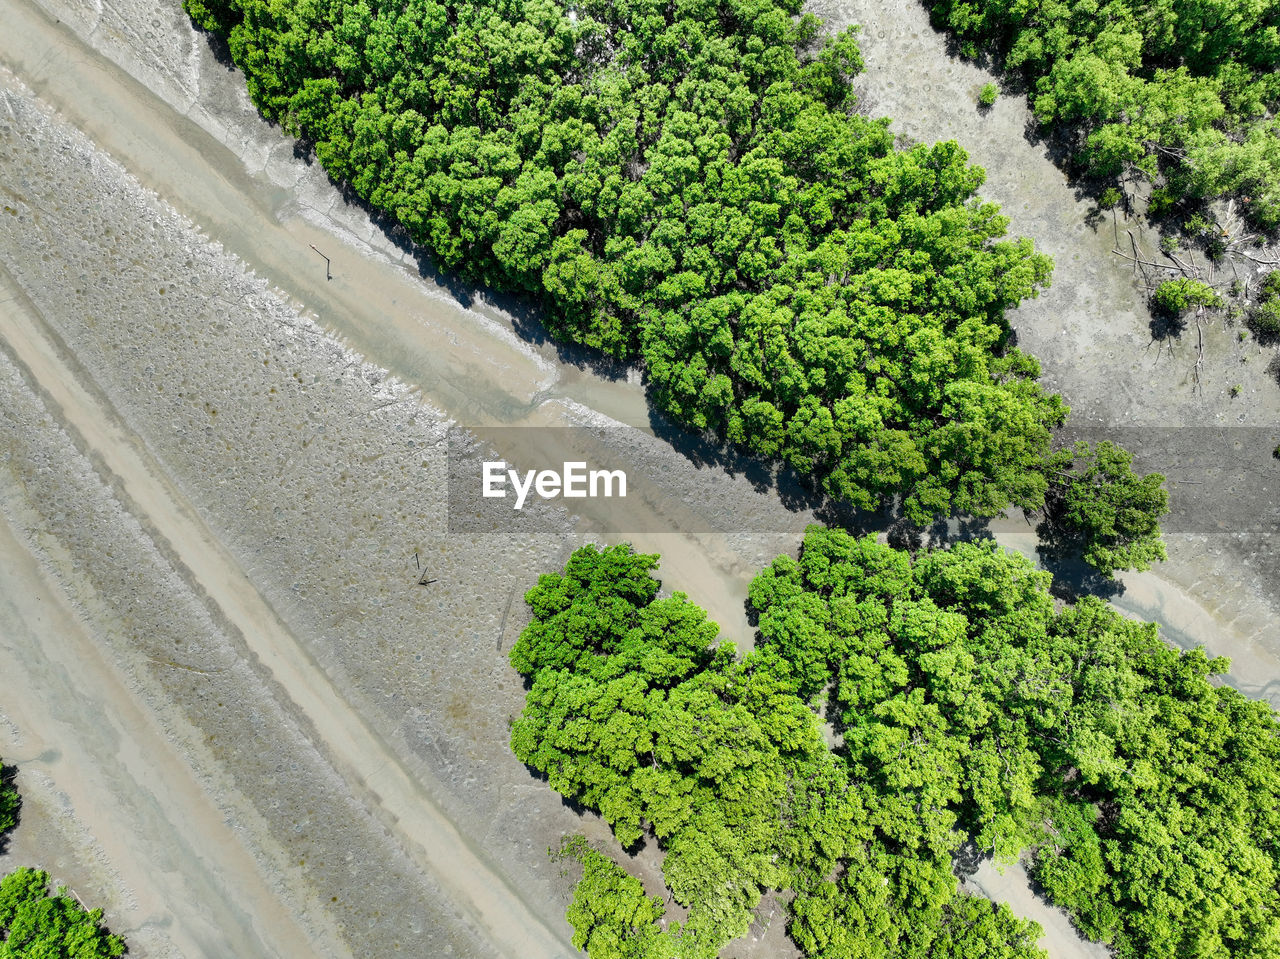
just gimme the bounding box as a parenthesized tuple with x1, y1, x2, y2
(1253, 269, 1280, 336)
(928, 0, 1280, 229)
(1043, 440, 1170, 575)
(1151, 277, 1222, 317)
(184, 0, 1069, 523)
(752, 526, 1280, 959)
(511, 533, 1280, 958)
(554, 837, 672, 959)
(511, 542, 1047, 959)
(0, 868, 125, 958)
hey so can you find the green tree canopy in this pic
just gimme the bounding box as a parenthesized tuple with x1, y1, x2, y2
(183, 0, 1090, 525)
(751, 526, 1280, 959)
(0, 868, 125, 959)
(927, 0, 1280, 230)
(511, 542, 1048, 959)
(1042, 440, 1170, 575)
(517, 535, 1280, 957)
(1151, 277, 1221, 317)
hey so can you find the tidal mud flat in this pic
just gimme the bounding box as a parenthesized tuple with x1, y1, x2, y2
(0, 78, 584, 959)
(0, 1, 1277, 958)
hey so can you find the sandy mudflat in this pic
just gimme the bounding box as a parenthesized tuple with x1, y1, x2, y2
(0, 492, 320, 959)
(0, 73, 577, 958)
(0, 1, 1276, 958)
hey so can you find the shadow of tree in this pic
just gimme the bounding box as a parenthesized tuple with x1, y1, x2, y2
(1147, 304, 1187, 342)
(0, 760, 21, 856)
(1034, 495, 1126, 601)
(952, 840, 983, 882)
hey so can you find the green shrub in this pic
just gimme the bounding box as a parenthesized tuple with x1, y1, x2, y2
(1253, 271, 1280, 335)
(0, 867, 125, 957)
(978, 82, 998, 107)
(1050, 440, 1168, 575)
(1152, 278, 1221, 316)
(1256, 301, 1280, 335)
(1261, 270, 1280, 300)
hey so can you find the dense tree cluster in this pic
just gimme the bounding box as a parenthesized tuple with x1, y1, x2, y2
(184, 0, 1079, 523)
(927, 0, 1280, 230)
(512, 533, 1280, 958)
(510, 542, 1045, 958)
(750, 526, 1280, 959)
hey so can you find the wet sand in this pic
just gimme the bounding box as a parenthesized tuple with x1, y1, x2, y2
(0, 261, 569, 958)
(0, 504, 323, 959)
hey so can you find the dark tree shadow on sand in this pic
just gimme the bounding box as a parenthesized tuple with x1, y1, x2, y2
(1034, 495, 1126, 601)
(0, 761, 22, 856)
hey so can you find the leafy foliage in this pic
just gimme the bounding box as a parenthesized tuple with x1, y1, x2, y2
(511, 542, 1046, 959)
(0, 868, 125, 958)
(1253, 269, 1280, 336)
(184, 0, 1078, 523)
(0, 762, 17, 841)
(554, 837, 672, 959)
(518, 535, 1279, 957)
(1043, 440, 1169, 575)
(751, 526, 1280, 959)
(927, 0, 1280, 230)
(1151, 277, 1221, 317)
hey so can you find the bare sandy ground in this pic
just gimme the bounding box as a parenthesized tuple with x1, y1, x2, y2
(0, 1, 1275, 959)
(965, 861, 1112, 959)
(0, 261, 569, 957)
(0, 499, 321, 959)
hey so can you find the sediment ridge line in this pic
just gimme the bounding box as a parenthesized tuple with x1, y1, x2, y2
(0, 268, 576, 958)
(0, 491, 317, 959)
(0, 0, 554, 422)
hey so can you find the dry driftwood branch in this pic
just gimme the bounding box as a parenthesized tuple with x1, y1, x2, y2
(1113, 248, 1173, 271)
(1194, 318, 1205, 395)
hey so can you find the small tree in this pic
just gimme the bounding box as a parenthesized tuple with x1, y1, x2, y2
(0, 868, 126, 957)
(978, 83, 998, 108)
(1252, 270, 1280, 337)
(1046, 441, 1169, 576)
(1152, 278, 1220, 317)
